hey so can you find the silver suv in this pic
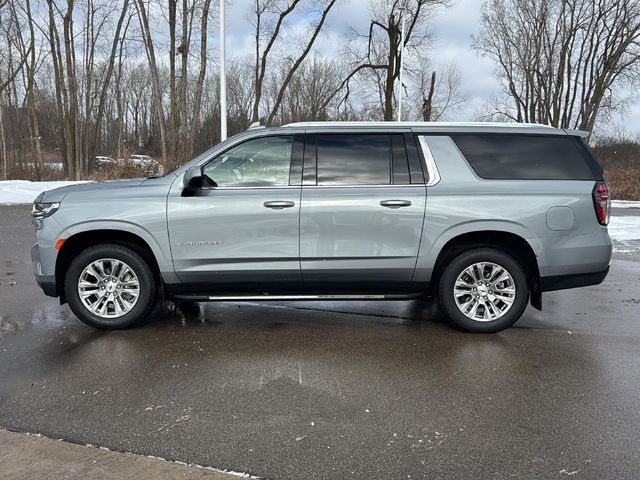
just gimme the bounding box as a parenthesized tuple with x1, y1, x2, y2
(31, 122, 612, 333)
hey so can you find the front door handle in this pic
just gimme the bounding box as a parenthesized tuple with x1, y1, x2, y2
(380, 200, 412, 208)
(264, 200, 295, 209)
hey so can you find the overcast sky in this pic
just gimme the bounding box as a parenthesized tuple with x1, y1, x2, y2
(219, 0, 636, 134)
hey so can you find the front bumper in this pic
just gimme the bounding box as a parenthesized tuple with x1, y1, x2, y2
(31, 243, 58, 298)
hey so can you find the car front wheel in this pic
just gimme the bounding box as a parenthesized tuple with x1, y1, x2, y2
(438, 248, 529, 333)
(64, 244, 157, 329)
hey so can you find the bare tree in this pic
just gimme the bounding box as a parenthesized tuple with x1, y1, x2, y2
(333, 0, 449, 121)
(266, 55, 342, 124)
(250, 0, 338, 125)
(135, 0, 168, 163)
(415, 61, 467, 121)
(227, 58, 256, 132)
(0, 1, 32, 178)
(189, 0, 212, 157)
(474, 0, 640, 133)
(135, 0, 214, 166)
(89, 0, 130, 168)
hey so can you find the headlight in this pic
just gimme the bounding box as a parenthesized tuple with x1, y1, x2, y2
(31, 202, 60, 220)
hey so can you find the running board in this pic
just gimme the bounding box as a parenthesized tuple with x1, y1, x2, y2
(209, 294, 387, 301)
(172, 293, 423, 301)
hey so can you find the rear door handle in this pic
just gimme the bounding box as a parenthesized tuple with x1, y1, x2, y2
(380, 200, 412, 208)
(264, 201, 295, 209)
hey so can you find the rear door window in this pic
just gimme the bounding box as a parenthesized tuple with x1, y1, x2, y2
(451, 134, 595, 180)
(316, 134, 391, 186)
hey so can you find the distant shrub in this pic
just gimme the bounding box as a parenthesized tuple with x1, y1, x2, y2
(604, 167, 640, 201)
(591, 138, 640, 200)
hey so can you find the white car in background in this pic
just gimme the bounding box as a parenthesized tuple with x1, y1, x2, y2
(128, 154, 164, 175)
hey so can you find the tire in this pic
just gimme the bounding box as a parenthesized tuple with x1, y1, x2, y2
(64, 243, 158, 329)
(438, 248, 529, 333)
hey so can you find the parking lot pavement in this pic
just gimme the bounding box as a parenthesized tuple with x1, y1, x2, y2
(2, 204, 640, 480)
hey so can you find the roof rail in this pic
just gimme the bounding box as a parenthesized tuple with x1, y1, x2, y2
(247, 122, 264, 130)
(282, 121, 560, 129)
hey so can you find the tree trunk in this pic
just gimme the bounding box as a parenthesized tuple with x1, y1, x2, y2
(422, 71, 436, 121)
(46, 0, 71, 177)
(168, 0, 177, 156)
(135, 0, 168, 163)
(23, 0, 44, 179)
(90, 0, 130, 168)
(0, 101, 6, 180)
(190, 0, 212, 156)
(63, 0, 81, 180)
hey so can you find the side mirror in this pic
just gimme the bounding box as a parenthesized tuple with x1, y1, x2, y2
(182, 166, 204, 196)
(184, 166, 203, 188)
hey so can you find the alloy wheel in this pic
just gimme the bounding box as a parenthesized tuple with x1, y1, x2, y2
(77, 258, 140, 318)
(453, 262, 516, 322)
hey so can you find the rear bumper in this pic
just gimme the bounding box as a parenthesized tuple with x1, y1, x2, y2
(534, 227, 612, 278)
(541, 266, 609, 292)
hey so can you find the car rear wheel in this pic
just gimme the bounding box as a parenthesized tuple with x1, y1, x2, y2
(64, 244, 157, 329)
(438, 248, 529, 333)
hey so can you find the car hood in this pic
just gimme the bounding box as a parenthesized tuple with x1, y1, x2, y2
(39, 178, 147, 203)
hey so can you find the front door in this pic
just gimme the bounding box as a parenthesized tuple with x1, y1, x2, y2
(167, 135, 303, 289)
(300, 133, 427, 289)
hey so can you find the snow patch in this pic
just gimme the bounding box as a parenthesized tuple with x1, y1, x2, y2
(612, 200, 640, 209)
(0, 180, 91, 205)
(608, 217, 640, 242)
(608, 216, 640, 254)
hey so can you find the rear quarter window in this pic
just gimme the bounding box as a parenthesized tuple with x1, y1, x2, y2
(451, 134, 595, 180)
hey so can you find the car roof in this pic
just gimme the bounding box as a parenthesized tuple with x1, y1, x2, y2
(278, 121, 587, 137)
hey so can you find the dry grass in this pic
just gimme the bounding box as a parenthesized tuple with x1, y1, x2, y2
(592, 140, 640, 201)
(7, 165, 67, 181)
(88, 162, 158, 182)
(604, 168, 640, 201)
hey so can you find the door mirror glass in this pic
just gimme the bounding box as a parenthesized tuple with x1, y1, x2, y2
(203, 136, 293, 187)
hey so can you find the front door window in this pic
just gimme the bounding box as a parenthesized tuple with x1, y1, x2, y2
(203, 136, 293, 187)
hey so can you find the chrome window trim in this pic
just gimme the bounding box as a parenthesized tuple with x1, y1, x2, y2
(198, 185, 298, 190)
(185, 181, 427, 191)
(204, 184, 427, 190)
(301, 184, 425, 188)
(418, 136, 441, 187)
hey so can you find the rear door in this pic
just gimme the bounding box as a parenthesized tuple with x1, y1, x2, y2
(299, 132, 427, 289)
(167, 135, 303, 288)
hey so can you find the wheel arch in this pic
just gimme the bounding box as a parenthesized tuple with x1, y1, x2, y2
(430, 230, 542, 310)
(55, 229, 162, 300)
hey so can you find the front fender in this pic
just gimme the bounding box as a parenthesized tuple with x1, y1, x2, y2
(56, 219, 174, 280)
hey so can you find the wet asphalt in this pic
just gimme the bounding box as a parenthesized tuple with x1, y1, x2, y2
(1, 205, 640, 480)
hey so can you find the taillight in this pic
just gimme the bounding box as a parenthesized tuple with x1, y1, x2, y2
(592, 181, 610, 226)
